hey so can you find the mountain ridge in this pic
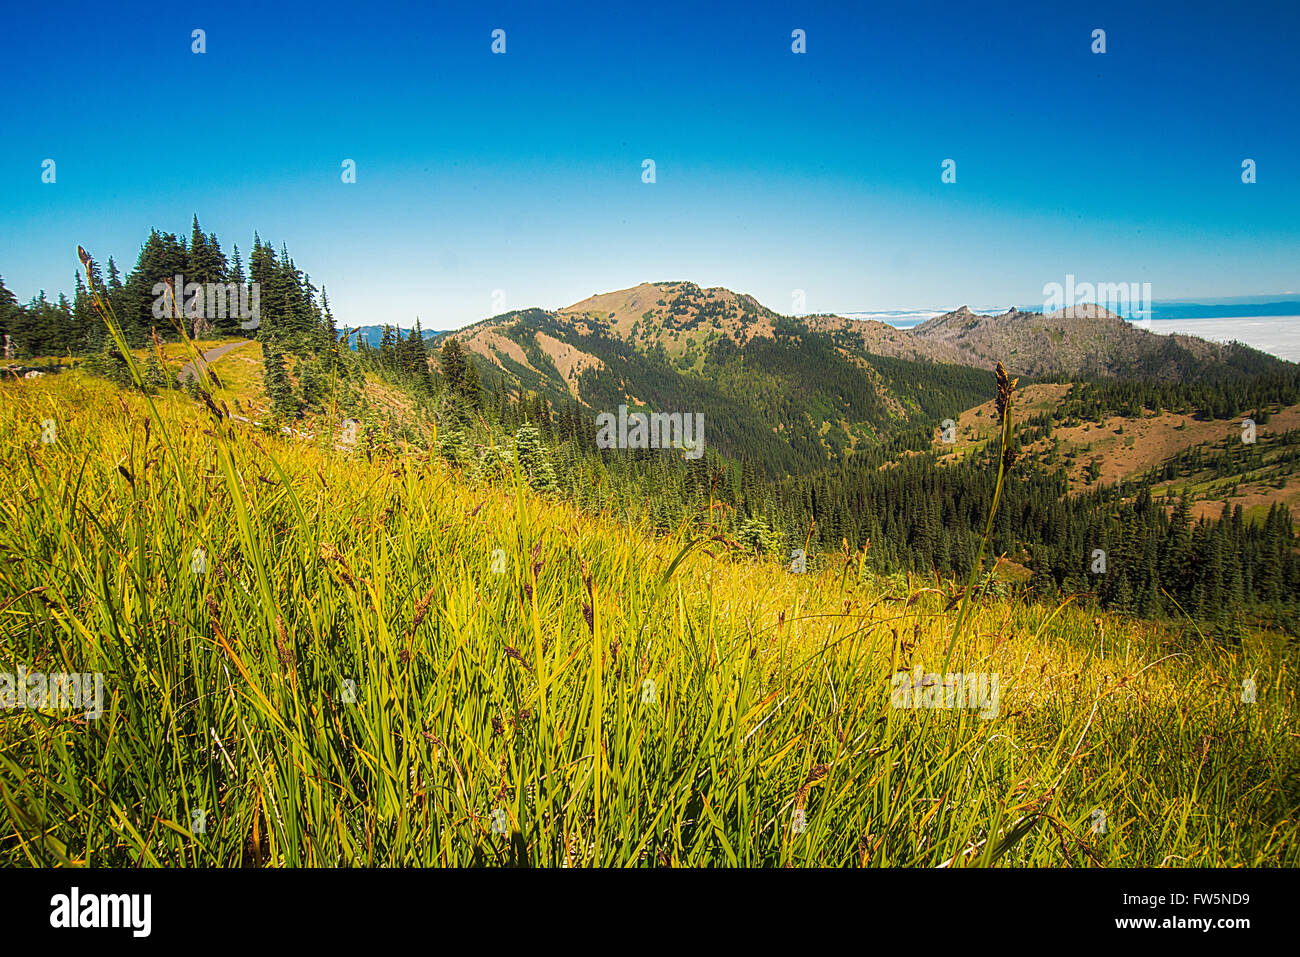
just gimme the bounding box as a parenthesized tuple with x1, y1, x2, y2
(431, 281, 1292, 476)
(445, 280, 1290, 384)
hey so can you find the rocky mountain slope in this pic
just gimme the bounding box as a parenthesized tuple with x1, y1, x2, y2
(437, 282, 1291, 475)
(911, 304, 1270, 381)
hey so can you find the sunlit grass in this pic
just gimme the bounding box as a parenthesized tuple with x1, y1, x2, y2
(0, 370, 1296, 867)
(0, 260, 1296, 868)
(0, 338, 239, 370)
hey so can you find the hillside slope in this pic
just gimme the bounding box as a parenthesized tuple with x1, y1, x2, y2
(913, 304, 1282, 381)
(2, 372, 1296, 867)
(447, 291, 993, 475)
(439, 283, 1292, 478)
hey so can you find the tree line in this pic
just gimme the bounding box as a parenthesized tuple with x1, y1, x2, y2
(0, 215, 339, 358)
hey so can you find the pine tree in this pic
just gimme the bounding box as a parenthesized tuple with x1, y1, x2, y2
(105, 257, 125, 327)
(248, 235, 280, 341)
(6, 290, 37, 357)
(121, 229, 187, 344)
(319, 287, 337, 351)
(262, 342, 298, 418)
(514, 424, 558, 493)
(208, 231, 228, 278)
(1257, 504, 1284, 603)
(440, 338, 467, 393)
(0, 275, 19, 357)
(53, 293, 73, 355)
(72, 271, 97, 352)
(143, 347, 170, 392)
(318, 288, 349, 382)
(297, 357, 326, 410)
(188, 216, 213, 281)
(462, 356, 482, 409)
(402, 325, 423, 375)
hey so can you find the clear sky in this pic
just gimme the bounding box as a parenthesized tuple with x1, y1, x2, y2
(1, 0, 1297, 330)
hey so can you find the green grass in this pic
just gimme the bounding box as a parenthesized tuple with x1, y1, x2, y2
(0, 276, 1296, 868)
(1, 338, 241, 371)
(1, 371, 1297, 867)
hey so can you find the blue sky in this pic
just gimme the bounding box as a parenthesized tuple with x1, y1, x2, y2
(1, 0, 1297, 330)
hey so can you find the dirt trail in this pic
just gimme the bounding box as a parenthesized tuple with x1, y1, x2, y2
(177, 340, 247, 382)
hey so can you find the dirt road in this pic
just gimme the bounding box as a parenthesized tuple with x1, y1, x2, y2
(177, 340, 248, 382)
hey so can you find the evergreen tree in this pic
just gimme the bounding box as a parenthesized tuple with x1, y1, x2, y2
(105, 257, 125, 328)
(143, 347, 170, 392)
(457, 357, 480, 410)
(121, 229, 188, 344)
(72, 269, 100, 351)
(440, 338, 467, 393)
(262, 341, 298, 418)
(248, 235, 281, 341)
(0, 275, 20, 357)
(297, 357, 326, 410)
(514, 423, 558, 493)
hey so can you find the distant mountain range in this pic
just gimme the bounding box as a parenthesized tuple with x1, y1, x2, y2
(840, 299, 1300, 324)
(350, 325, 444, 349)
(435, 281, 1293, 475)
(908, 303, 1277, 380)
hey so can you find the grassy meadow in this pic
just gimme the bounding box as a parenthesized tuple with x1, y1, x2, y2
(1, 365, 1297, 867)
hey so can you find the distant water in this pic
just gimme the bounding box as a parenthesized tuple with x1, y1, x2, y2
(837, 309, 1300, 362)
(1137, 316, 1300, 362)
